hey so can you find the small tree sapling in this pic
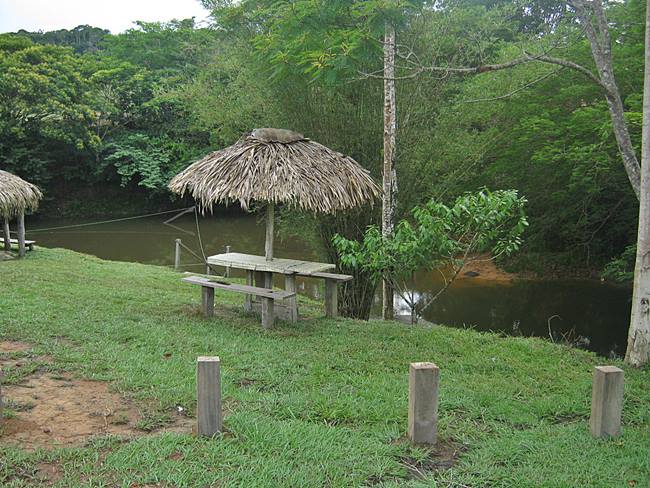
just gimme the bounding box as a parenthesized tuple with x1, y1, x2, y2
(333, 189, 528, 324)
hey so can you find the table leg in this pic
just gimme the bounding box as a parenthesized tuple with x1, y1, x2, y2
(285, 274, 298, 322)
(325, 279, 338, 318)
(244, 270, 254, 311)
(261, 297, 274, 329)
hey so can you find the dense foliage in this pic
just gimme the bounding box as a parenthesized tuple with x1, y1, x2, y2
(0, 0, 645, 277)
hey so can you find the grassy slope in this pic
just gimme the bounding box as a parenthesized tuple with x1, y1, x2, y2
(0, 248, 648, 487)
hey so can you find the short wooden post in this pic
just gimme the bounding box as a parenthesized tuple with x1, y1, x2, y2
(206, 264, 212, 276)
(174, 238, 182, 270)
(261, 297, 274, 329)
(244, 270, 254, 311)
(225, 245, 231, 277)
(325, 279, 338, 318)
(16, 212, 25, 258)
(2, 218, 10, 252)
(196, 356, 222, 437)
(285, 274, 298, 322)
(408, 362, 440, 445)
(590, 365, 624, 438)
(202, 286, 215, 317)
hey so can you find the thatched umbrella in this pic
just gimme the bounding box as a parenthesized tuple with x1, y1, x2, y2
(0, 170, 42, 257)
(169, 128, 381, 260)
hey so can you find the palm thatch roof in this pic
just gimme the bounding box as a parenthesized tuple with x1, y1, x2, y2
(169, 128, 381, 213)
(0, 170, 43, 219)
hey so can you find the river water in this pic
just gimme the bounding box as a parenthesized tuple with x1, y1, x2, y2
(27, 212, 632, 357)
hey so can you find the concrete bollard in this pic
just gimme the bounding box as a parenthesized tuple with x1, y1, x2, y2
(408, 362, 439, 445)
(590, 365, 624, 438)
(197, 356, 222, 437)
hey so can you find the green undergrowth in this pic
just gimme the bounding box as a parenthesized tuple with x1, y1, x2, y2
(0, 248, 648, 487)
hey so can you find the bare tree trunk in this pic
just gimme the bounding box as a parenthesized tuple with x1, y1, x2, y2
(571, 0, 641, 199)
(382, 21, 397, 320)
(2, 218, 10, 252)
(625, 0, 650, 367)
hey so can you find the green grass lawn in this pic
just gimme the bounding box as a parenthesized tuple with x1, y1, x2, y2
(1, 248, 648, 487)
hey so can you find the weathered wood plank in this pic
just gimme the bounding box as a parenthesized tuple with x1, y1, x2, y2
(196, 356, 222, 437)
(408, 362, 440, 445)
(183, 276, 295, 300)
(590, 365, 624, 438)
(207, 252, 335, 275)
(202, 286, 215, 317)
(310, 272, 353, 282)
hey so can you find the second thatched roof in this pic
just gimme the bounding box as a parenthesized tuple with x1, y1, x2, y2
(169, 128, 381, 213)
(0, 170, 43, 219)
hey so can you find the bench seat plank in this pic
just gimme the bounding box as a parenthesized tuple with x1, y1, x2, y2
(183, 276, 295, 300)
(308, 272, 353, 282)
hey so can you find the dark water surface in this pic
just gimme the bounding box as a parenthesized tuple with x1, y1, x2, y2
(28, 213, 632, 357)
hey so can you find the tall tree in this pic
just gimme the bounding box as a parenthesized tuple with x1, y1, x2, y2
(626, 0, 650, 367)
(382, 21, 397, 320)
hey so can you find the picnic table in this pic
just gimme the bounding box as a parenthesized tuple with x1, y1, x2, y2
(206, 252, 350, 322)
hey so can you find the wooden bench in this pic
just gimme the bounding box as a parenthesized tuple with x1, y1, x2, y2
(182, 275, 295, 329)
(9, 238, 35, 251)
(300, 272, 353, 318)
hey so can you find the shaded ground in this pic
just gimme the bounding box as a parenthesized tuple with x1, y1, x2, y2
(0, 341, 192, 450)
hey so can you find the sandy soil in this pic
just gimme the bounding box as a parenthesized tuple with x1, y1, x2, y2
(0, 341, 192, 450)
(457, 256, 517, 282)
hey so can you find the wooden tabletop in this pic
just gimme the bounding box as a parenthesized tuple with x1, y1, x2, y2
(207, 252, 335, 275)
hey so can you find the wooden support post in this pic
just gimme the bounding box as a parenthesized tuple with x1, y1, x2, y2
(196, 356, 222, 437)
(263, 271, 273, 289)
(244, 270, 254, 311)
(265, 203, 274, 261)
(206, 264, 212, 276)
(408, 362, 439, 445)
(261, 297, 274, 329)
(2, 218, 10, 252)
(174, 238, 182, 270)
(325, 279, 338, 318)
(202, 286, 215, 317)
(590, 365, 624, 438)
(285, 274, 298, 322)
(225, 245, 231, 277)
(17, 212, 25, 258)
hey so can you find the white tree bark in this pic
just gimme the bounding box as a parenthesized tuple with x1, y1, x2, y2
(625, 0, 650, 367)
(382, 21, 397, 320)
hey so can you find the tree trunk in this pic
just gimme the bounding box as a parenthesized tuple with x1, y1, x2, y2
(382, 21, 397, 320)
(625, 0, 650, 367)
(17, 212, 25, 258)
(571, 0, 641, 199)
(2, 218, 10, 252)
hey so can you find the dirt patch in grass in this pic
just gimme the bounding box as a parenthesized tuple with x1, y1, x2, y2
(366, 439, 467, 485)
(398, 439, 467, 480)
(1, 343, 193, 450)
(0, 341, 32, 353)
